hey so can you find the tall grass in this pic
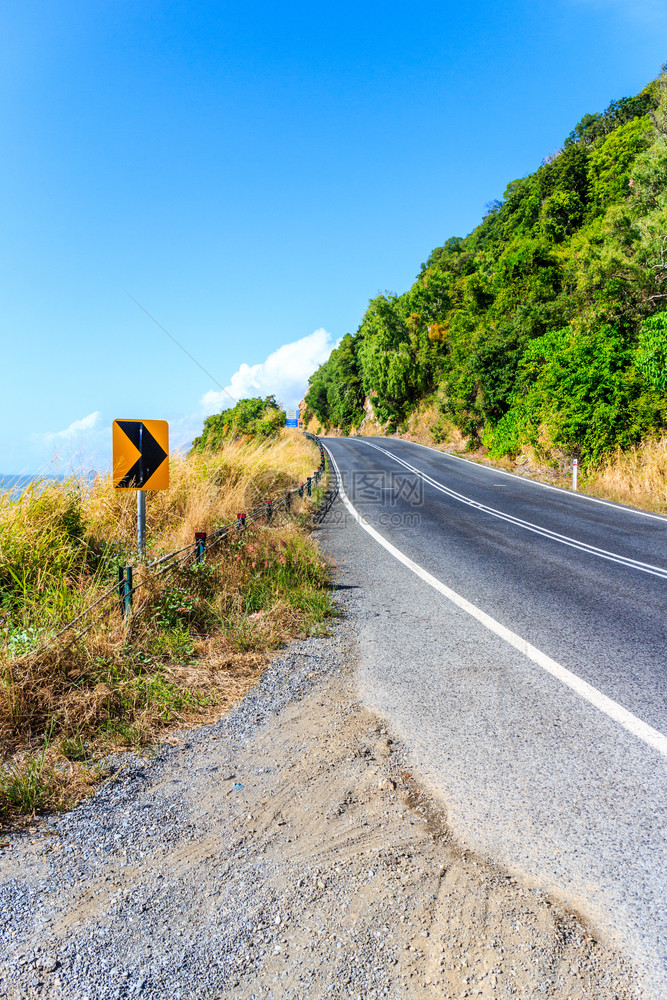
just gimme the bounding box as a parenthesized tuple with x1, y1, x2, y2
(0, 431, 331, 824)
(84, 429, 320, 555)
(587, 436, 667, 513)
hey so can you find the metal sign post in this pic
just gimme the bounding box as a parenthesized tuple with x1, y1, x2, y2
(113, 419, 169, 560)
(137, 491, 146, 560)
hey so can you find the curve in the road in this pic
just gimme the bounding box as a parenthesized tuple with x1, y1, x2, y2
(360, 440, 667, 579)
(408, 439, 667, 523)
(326, 445, 667, 758)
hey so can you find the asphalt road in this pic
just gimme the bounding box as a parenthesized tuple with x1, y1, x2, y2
(317, 435, 667, 999)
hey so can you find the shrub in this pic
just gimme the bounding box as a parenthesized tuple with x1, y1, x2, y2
(490, 325, 666, 464)
(637, 312, 667, 391)
(191, 397, 285, 452)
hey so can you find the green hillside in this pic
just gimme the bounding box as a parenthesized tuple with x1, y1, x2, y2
(306, 70, 667, 466)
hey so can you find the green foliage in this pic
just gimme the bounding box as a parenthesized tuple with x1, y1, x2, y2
(149, 568, 221, 635)
(307, 296, 442, 429)
(304, 68, 667, 463)
(637, 312, 667, 391)
(305, 334, 365, 429)
(486, 326, 665, 463)
(564, 87, 658, 147)
(588, 117, 652, 211)
(0, 750, 65, 815)
(191, 396, 284, 452)
(362, 297, 442, 423)
(238, 531, 330, 614)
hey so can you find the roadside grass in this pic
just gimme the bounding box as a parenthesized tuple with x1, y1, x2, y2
(587, 436, 667, 513)
(0, 432, 332, 826)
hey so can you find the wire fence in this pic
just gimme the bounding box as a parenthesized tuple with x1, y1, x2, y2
(24, 436, 327, 660)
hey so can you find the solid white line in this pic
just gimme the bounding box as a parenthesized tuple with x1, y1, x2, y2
(325, 447, 667, 759)
(359, 440, 667, 580)
(377, 436, 667, 523)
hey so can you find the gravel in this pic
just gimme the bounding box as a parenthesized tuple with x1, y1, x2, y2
(0, 617, 352, 1000)
(0, 549, 639, 1000)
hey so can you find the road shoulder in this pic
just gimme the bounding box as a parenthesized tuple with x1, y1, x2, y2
(0, 598, 637, 999)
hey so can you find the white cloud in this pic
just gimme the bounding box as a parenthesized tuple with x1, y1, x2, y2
(27, 411, 106, 476)
(200, 328, 337, 416)
(34, 411, 102, 444)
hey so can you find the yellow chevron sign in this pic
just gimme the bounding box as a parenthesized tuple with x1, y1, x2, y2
(112, 419, 169, 490)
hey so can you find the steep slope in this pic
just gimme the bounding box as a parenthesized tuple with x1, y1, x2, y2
(306, 70, 667, 467)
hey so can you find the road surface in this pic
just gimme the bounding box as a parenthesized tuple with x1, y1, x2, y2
(318, 435, 667, 999)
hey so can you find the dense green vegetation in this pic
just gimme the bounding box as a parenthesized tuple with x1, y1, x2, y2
(306, 71, 667, 465)
(191, 396, 285, 452)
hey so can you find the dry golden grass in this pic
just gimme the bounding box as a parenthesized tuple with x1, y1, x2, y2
(84, 429, 320, 555)
(353, 420, 384, 437)
(586, 436, 667, 513)
(401, 401, 440, 444)
(0, 432, 331, 825)
(400, 401, 469, 450)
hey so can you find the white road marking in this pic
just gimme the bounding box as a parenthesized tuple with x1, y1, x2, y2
(403, 437, 667, 523)
(326, 447, 667, 759)
(360, 440, 667, 580)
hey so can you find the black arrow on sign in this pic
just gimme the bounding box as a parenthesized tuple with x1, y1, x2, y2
(117, 421, 167, 488)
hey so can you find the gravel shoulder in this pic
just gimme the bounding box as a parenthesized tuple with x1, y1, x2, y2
(0, 593, 638, 999)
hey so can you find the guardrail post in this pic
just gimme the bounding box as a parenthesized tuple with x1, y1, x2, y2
(285, 490, 291, 514)
(307, 476, 312, 497)
(265, 499, 272, 523)
(299, 482, 304, 498)
(195, 531, 206, 563)
(118, 566, 133, 619)
(237, 513, 246, 530)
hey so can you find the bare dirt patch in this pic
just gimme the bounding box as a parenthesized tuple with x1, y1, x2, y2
(0, 651, 637, 999)
(224, 673, 636, 1000)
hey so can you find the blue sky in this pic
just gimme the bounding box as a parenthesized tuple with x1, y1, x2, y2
(1, 0, 665, 474)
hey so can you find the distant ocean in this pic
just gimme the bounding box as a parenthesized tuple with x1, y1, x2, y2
(0, 473, 65, 496)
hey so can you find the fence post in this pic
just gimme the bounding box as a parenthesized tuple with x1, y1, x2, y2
(307, 476, 312, 497)
(118, 566, 133, 619)
(237, 513, 246, 530)
(195, 531, 206, 563)
(285, 490, 291, 514)
(299, 482, 304, 498)
(265, 499, 272, 522)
